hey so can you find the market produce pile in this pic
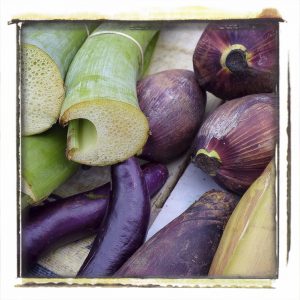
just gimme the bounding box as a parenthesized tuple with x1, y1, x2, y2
(20, 21, 278, 279)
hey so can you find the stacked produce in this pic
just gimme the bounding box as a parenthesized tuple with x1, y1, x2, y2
(77, 157, 152, 277)
(20, 20, 279, 280)
(115, 190, 239, 278)
(22, 162, 168, 275)
(21, 22, 97, 136)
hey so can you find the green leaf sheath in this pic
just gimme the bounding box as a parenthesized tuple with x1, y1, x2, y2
(60, 23, 159, 166)
(142, 32, 160, 77)
(22, 22, 98, 78)
(21, 22, 98, 136)
(21, 126, 79, 206)
(62, 23, 157, 110)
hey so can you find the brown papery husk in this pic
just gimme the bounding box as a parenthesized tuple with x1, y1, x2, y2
(193, 93, 278, 195)
(138, 69, 206, 163)
(114, 190, 239, 278)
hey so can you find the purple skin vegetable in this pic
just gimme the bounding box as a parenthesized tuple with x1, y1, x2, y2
(138, 69, 206, 163)
(193, 22, 278, 100)
(192, 93, 278, 195)
(77, 157, 150, 278)
(21, 162, 168, 275)
(114, 190, 239, 278)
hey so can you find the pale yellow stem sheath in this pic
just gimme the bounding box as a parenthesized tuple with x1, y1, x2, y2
(209, 160, 277, 277)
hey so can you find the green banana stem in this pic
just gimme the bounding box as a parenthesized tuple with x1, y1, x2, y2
(21, 125, 79, 207)
(21, 22, 98, 136)
(60, 22, 159, 166)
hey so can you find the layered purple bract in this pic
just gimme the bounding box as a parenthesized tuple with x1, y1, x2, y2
(193, 94, 278, 194)
(193, 23, 278, 100)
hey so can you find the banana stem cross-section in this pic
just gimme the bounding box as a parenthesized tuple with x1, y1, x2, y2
(21, 22, 97, 136)
(60, 23, 159, 166)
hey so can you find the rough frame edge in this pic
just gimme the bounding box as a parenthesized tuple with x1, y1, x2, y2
(14, 5, 286, 290)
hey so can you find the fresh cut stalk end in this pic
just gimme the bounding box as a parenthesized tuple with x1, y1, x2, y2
(21, 44, 65, 136)
(60, 23, 158, 166)
(21, 126, 79, 206)
(61, 99, 149, 166)
(195, 149, 222, 176)
(21, 22, 98, 136)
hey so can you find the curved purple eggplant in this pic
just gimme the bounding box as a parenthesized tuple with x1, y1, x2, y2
(21, 184, 110, 276)
(21, 162, 168, 275)
(77, 157, 150, 278)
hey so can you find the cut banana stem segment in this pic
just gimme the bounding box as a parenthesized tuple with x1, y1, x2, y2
(21, 22, 97, 136)
(208, 160, 277, 277)
(21, 126, 79, 207)
(60, 23, 158, 166)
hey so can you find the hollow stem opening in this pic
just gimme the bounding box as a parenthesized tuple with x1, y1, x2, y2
(67, 119, 97, 160)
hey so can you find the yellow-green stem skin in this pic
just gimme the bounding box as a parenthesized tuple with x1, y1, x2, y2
(60, 22, 158, 166)
(21, 126, 79, 206)
(21, 22, 98, 136)
(142, 32, 160, 77)
(22, 22, 98, 78)
(209, 160, 276, 277)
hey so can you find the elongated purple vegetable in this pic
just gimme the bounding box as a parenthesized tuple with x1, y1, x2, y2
(21, 162, 168, 275)
(77, 157, 150, 277)
(193, 22, 278, 100)
(114, 190, 239, 278)
(138, 69, 206, 163)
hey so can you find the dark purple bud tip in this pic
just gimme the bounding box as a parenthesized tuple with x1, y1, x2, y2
(195, 149, 221, 176)
(225, 49, 248, 73)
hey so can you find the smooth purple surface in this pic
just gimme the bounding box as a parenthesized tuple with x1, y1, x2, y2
(142, 162, 169, 197)
(138, 69, 206, 163)
(22, 185, 110, 275)
(22, 163, 168, 275)
(77, 157, 151, 278)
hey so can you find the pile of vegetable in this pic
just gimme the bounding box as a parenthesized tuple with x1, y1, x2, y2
(20, 20, 279, 279)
